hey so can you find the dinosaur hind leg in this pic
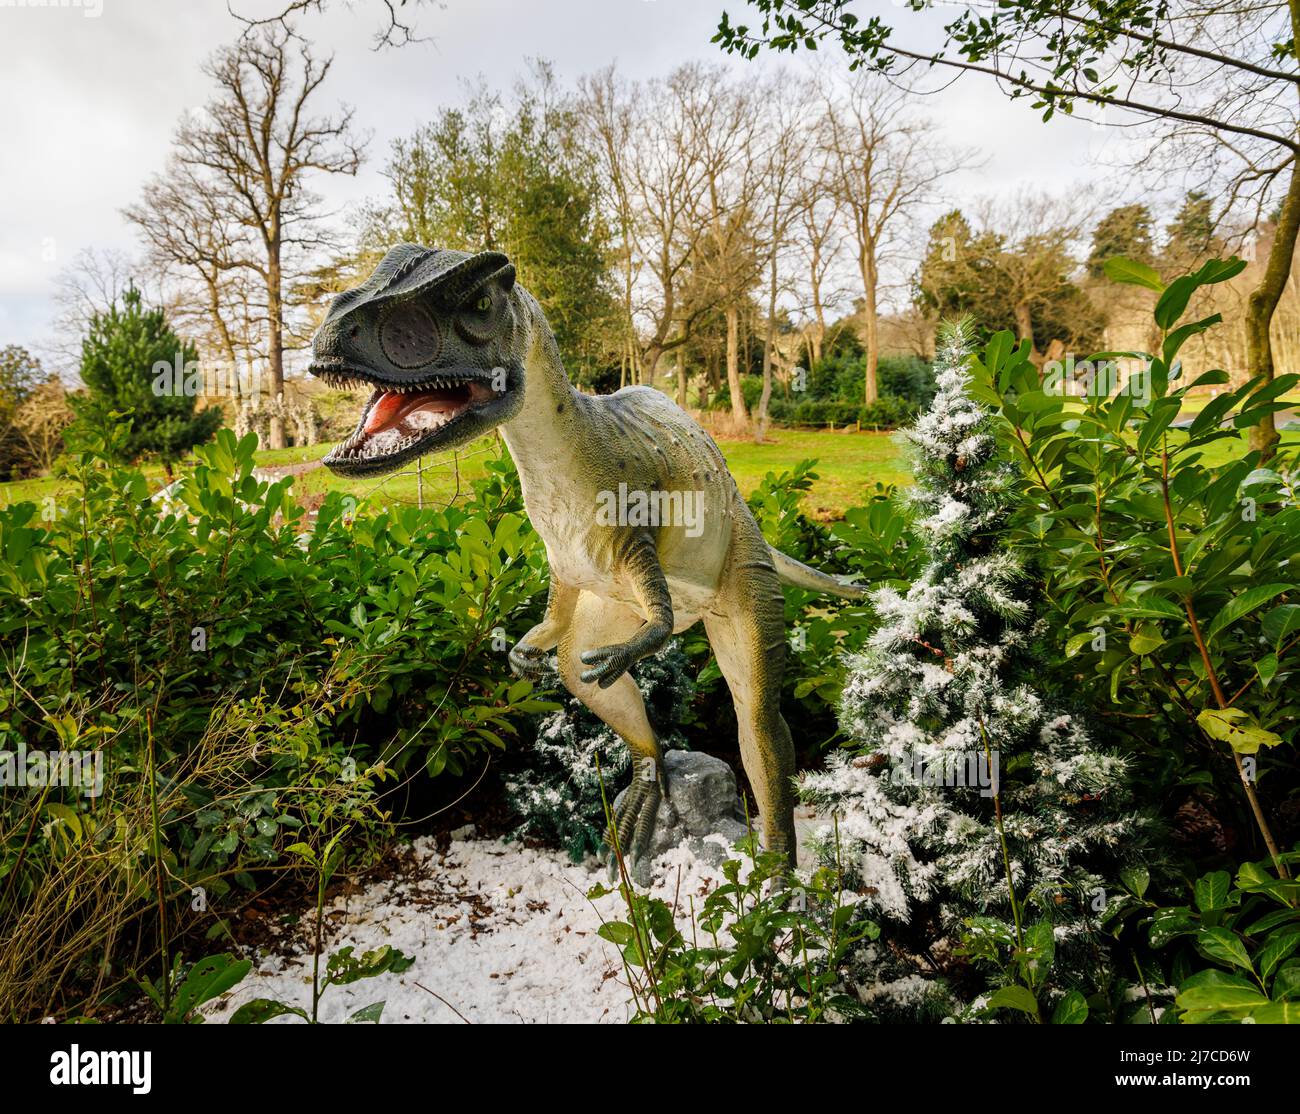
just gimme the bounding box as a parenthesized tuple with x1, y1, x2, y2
(557, 592, 667, 872)
(703, 562, 798, 868)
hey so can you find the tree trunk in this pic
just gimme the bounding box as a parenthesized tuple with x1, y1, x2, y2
(639, 340, 663, 389)
(757, 255, 778, 442)
(675, 346, 687, 408)
(1246, 158, 1300, 461)
(861, 283, 879, 404)
(1013, 301, 1042, 368)
(859, 249, 879, 404)
(266, 237, 287, 450)
(207, 281, 242, 402)
(809, 241, 826, 369)
(726, 304, 749, 427)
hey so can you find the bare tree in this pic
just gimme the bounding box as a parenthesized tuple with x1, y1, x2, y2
(817, 73, 970, 403)
(124, 158, 263, 400)
(794, 175, 849, 369)
(976, 192, 1099, 364)
(14, 379, 74, 474)
(46, 248, 152, 372)
(690, 71, 768, 428)
(754, 80, 814, 439)
(228, 0, 439, 50)
(719, 0, 1300, 457)
(579, 64, 721, 394)
(174, 25, 365, 447)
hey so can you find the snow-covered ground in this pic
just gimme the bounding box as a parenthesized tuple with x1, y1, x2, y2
(204, 810, 823, 1025)
(203, 829, 725, 1024)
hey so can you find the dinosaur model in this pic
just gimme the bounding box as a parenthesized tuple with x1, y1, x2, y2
(309, 245, 864, 873)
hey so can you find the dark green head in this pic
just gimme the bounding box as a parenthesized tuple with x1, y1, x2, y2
(308, 244, 528, 476)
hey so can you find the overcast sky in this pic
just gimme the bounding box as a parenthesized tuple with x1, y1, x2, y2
(0, 0, 1121, 364)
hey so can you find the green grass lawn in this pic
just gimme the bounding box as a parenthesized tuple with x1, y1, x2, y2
(3, 421, 1293, 521)
(242, 427, 911, 520)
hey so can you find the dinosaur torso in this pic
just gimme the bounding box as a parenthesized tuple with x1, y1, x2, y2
(500, 378, 745, 631)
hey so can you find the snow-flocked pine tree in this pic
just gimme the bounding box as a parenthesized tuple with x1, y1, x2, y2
(800, 322, 1152, 1020)
(506, 642, 694, 862)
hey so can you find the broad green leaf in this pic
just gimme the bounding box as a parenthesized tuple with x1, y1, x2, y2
(1155, 275, 1200, 330)
(229, 998, 304, 1024)
(1261, 604, 1300, 651)
(1258, 931, 1300, 980)
(1177, 983, 1268, 1018)
(1051, 989, 1089, 1024)
(1205, 584, 1292, 643)
(598, 921, 636, 946)
(1103, 256, 1163, 292)
(1129, 626, 1165, 656)
(347, 1001, 386, 1024)
(1194, 870, 1232, 913)
(1197, 926, 1254, 972)
(1251, 1001, 1300, 1023)
(1120, 865, 1150, 899)
(987, 984, 1041, 1017)
(1197, 708, 1283, 755)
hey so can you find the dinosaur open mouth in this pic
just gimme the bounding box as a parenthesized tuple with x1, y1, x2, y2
(310, 362, 515, 475)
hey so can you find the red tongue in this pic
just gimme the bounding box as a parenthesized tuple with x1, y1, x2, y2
(364, 391, 406, 435)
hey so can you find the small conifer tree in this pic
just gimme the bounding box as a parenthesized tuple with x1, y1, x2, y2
(801, 323, 1153, 1020)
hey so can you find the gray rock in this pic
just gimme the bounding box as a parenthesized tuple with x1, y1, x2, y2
(611, 750, 751, 884)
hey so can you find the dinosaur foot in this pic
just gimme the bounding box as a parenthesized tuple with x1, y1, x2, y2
(606, 757, 675, 887)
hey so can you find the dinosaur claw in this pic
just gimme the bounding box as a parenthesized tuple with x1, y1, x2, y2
(606, 758, 663, 884)
(578, 645, 632, 688)
(508, 642, 548, 679)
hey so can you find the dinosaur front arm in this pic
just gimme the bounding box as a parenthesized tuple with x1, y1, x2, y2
(508, 578, 578, 678)
(579, 530, 673, 689)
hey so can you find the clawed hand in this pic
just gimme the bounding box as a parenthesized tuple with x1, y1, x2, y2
(508, 640, 550, 678)
(578, 642, 637, 688)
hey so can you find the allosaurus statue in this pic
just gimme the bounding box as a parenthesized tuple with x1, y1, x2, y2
(309, 245, 865, 873)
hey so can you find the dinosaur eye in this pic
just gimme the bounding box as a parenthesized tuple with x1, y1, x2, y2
(456, 284, 505, 344)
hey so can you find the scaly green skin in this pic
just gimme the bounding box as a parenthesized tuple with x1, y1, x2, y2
(310, 245, 865, 876)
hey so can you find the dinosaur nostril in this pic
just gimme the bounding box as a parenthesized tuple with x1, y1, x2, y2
(379, 303, 442, 369)
(349, 325, 360, 340)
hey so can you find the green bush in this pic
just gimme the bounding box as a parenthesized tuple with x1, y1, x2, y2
(0, 419, 553, 1019)
(974, 256, 1299, 879)
(766, 397, 917, 429)
(705, 374, 765, 413)
(592, 835, 878, 1023)
(803, 350, 936, 408)
(1100, 857, 1300, 1023)
(858, 396, 917, 429)
(972, 255, 1300, 1021)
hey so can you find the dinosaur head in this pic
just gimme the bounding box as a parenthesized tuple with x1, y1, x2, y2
(308, 244, 528, 476)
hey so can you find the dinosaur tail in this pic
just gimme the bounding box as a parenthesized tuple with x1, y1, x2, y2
(769, 547, 868, 601)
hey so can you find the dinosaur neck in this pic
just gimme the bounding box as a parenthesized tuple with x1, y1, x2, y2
(498, 321, 585, 503)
